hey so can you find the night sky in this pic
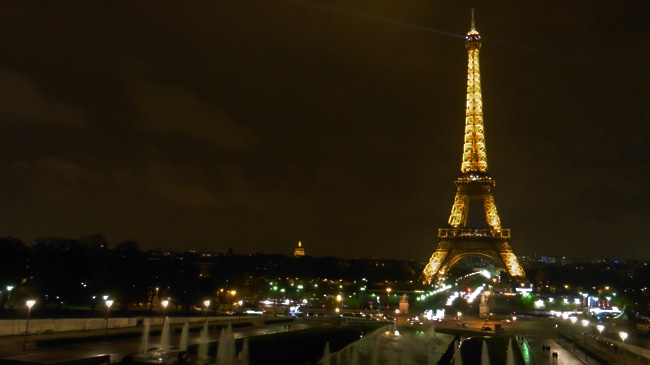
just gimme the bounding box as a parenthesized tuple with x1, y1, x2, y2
(1, 1, 649, 260)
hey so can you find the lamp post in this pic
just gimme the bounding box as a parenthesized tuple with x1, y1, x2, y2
(336, 294, 342, 314)
(570, 317, 577, 351)
(22, 300, 36, 352)
(386, 288, 392, 314)
(203, 300, 210, 321)
(105, 299, 113, 340)
(230, 291, 236, 312)
(597, 324, 604, 342)
(581, 319, 589, 361)
(512, 315, 517, 337)
(161, 300, 169, 318)
(619, 331, 628, 365)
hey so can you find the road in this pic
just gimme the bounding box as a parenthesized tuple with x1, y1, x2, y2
(523, 336, 596, 364)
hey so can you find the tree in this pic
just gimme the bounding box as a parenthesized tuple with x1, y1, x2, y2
(106, 241, 150, 312)
(0, 237, 30, 310)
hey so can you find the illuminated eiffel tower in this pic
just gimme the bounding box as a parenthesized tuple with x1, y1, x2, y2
(423, 11, 525, 283)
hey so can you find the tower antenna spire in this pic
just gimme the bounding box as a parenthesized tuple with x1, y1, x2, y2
(470, 8, 476, 30)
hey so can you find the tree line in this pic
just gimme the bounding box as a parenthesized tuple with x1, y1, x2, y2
(0, 235, 423, 317)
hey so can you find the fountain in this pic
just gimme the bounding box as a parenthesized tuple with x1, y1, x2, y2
(352, 343, 361, 365)
(160, 317, 171, 352)
(481, 340, 490, 365)
(506, 338, 514, 365)
(317, 324, 451, 365)
(237, 337, 249, 365)
(179, 322, 189, 352)
(370, 339, 379, 365)
(197, 321, 210, 362)
(454, 340, 462, 365)
(321, 342, 331, 365)
(216, 323, 236, 365)
(139, 319, 151, 355)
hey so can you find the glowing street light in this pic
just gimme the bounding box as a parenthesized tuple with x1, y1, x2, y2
(229, 291, 237, 311)
(570, 317, 578, 350)
(581, 319, 590, 361)
(161, 300, 169, 317)
(203, 300, 210, 321)
(22, 300, 36, 352)
(597, 324, 604, 337)
(620, 331, 628, 365)
(386, 288, 392, 313)
(104, 299, 114, 340)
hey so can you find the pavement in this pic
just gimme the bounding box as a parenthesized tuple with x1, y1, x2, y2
(523, 336, 597, 364)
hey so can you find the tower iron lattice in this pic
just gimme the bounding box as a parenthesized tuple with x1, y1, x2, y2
(423, 10, 525, 283)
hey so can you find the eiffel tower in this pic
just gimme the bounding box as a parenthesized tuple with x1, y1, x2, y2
(423, 10, 525, 283)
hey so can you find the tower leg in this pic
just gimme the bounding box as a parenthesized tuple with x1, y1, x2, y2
(423, 251, 448, 283)
(448, 194, 468, 228)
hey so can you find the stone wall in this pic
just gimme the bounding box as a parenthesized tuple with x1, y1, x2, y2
(0, 316, 229, 336)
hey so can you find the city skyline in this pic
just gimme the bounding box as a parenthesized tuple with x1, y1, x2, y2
(1, 1, 649, 260)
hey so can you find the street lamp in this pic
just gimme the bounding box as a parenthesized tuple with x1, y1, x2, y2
(570, 317, 577, 350)
(203, 300, 210, 320)
(386, 288, 392, 313)
(105, 299, 114, 340)
(581, 319, 590, 361)
(161, 300, 169, 317)
(336, 294, 342, 314)
(619, 331, 628, 365)
(581, 319, 589, 341)
(229, 291, 237, 312)
(22, 300, 36, 351)
(512, 315, 517, 336)
(597, 324, 604, 339)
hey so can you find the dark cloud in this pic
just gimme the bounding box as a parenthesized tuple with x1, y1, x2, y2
(1, 0, 649, 260)
(128, 80, 252, 150)
(0, 69, 86, 126)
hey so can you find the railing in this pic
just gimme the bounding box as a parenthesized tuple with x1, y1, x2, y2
(438, 228, 510, 239)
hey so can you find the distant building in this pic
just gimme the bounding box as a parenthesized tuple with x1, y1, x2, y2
(293, 241, 305, 257)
